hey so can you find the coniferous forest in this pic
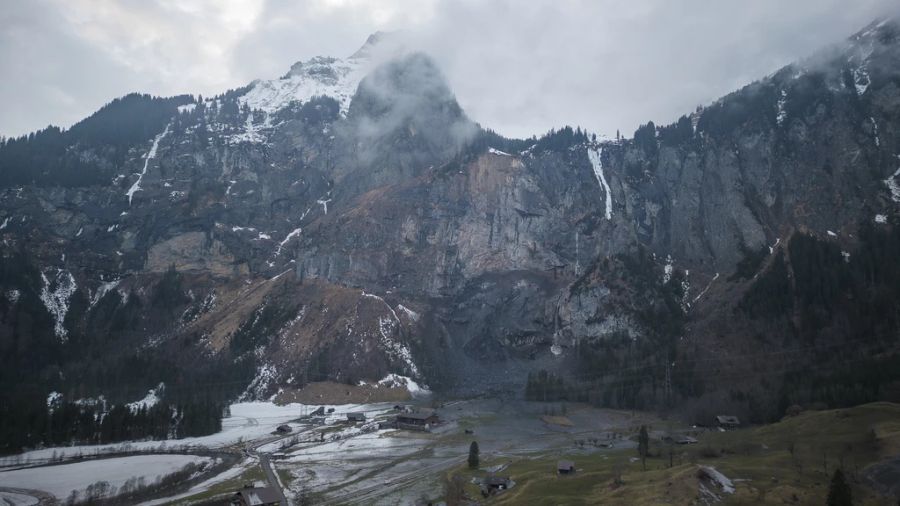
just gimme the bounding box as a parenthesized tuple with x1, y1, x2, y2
(0, 387, 227, 455)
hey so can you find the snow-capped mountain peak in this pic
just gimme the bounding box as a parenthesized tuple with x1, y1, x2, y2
(239, 56, 368, 115)
(349, 30, 396, 60)
(237, 32, 402, 116)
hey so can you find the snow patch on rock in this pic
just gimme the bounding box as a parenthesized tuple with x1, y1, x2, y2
(275, 227, 302, 256)
(241, 364, 278, 401)
(396, 304, 420, 322)
(776, 89, 788, 126)
(228, 111, 269, 145)
(376, 316, 420, 377)
(662, 255, 674, 284)
(870, 117, 881, 147)
(126, 123, 171, 205)
(362, 291, 400, 322)
(377, 373, 430, 397)
(853, 64, 871, 96)
(239, 56, 368, 115)
(692, 273, 719, 304)
(885, 165, 900, 203)
(90, 279, 120, 307)
(127, 383, 165, 412)
(40, 269, 77, 342)
(47, 391, 63, 412)
(587, 147, 613, 220)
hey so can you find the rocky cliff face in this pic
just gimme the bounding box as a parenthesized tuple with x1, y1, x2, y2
(2, 20, 900, 417)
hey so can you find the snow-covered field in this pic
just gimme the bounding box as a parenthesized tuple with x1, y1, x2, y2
(2, 399, 649, 505)
(139, 457, 259, 506)
(1, 401, 393, 466)
(0, 455, 211, 500)
(281, 431, 425, 464)
(0, 491, 38, 506)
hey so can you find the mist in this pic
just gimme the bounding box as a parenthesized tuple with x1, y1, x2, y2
(348, 51, 477, 165)
(2, 0, 899, 139)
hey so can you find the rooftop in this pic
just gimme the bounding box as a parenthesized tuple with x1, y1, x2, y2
(398, 411, 438, 420)
(235, 486, 281, 505)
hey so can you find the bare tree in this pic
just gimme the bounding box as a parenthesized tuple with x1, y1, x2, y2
(444, 474, 466, 506)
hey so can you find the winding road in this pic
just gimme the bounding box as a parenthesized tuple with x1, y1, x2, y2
(248, 431, 291, 505)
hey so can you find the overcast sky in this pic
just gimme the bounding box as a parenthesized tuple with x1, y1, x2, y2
(1, 0, 898, 140)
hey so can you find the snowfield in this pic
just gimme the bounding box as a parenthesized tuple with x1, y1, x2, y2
(240, 56, 368, 115)
(0, 491, 38, 506)
(0, 455, 211, 500)
(1, 401, 396, 465)
(138, 457, 258, 506)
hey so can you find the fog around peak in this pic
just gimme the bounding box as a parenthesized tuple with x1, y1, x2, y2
(2, 0, 899, 139)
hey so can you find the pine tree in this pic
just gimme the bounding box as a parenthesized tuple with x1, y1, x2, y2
(826, 469, 852, 506)
(468, 441, 480, 469)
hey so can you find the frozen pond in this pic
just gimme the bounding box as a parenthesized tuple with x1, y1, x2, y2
(0, 454, 212, 500)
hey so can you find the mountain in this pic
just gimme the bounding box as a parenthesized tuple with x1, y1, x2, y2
(2, 19, 900, 451)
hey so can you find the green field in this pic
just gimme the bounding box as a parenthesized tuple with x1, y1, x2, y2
(444, 402, 900, 505)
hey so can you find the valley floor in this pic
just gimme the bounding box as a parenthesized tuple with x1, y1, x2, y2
(1, 400, 899, 505)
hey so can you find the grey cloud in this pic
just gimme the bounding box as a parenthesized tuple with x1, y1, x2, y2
(404, 0, 900, 138)
(2, 0, 899, 140)
(345, 51, 476, 168)
(0, 1, 141, 137)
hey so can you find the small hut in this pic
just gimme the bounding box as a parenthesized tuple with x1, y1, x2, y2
(396, 411, 440, 430)
(557, 460, 576, 475)
(482, 476, 512, 496)
(715, 415, 740, 430)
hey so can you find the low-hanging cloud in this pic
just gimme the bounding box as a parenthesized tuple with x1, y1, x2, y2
(1, 0, 898, 140)
(348, 51, 476, 165)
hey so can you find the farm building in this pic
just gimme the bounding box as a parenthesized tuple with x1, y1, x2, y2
(276, 424, 292, 434)
(481, 476, 512, 496)
(347, 412, 367, 423)
(715, 415, 740, 429)
(557, 460, 575, 475)
(396, 410, 440, 430)
(232, 486, 281, 506)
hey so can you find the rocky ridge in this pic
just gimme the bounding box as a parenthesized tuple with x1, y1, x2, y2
(1, 20, 900, 420)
